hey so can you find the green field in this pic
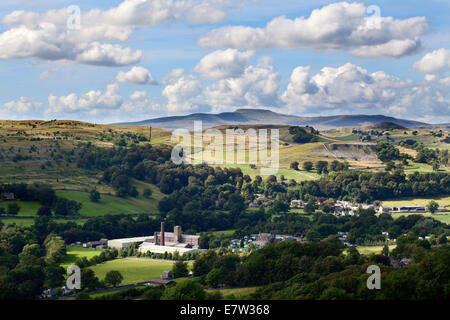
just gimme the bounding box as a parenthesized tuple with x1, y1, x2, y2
(382, 196, 450, 207)
(0, 200, 41, 216)
(88, 258, 176, 285)
(61, 246, 103, 269)
(390, 212, 450, 224)
(356, 245, 396, 255)
(0, 218, 87, 227)
(377, 196, 450, 225)
(56, 186, 162, 216)
(0, 182, 163, 218)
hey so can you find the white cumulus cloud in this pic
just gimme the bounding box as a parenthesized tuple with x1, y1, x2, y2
(0, 0, 235, 66)
(193, 49, 254, 80)
(0, 97, 42, 119)
(47, 83, 123, 114)
(413, 48, 450, 74)
(282, 63, 408, 113)
(116, 66, 157, 85)
(203, 56, 281, 111)
(280, 62, 450, 122)
(162, 75, 202, 113)
(198, 2, 427, 58)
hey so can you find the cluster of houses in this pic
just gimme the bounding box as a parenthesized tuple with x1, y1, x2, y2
(82, 238, 108, 250)
(229, 232, 304, 252)
(289, 199, 448, 216)
(248, 195, 274, 208)
(41, 286, 74, 299)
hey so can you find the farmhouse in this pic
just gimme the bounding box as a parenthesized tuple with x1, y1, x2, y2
(84, 238, 108, 249)
(148, 270, 175, 286)
(249, 194, 274, 208)
(290, 199, 305, 208)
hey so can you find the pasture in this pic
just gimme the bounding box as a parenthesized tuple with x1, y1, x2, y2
(382, 196, 450, 207)
(88, 258, 176, 285)
(0, 218, 87, 227)
(61, 246, 103, 269)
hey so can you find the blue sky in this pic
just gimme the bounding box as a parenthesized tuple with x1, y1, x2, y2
(0, 0, 449, 123)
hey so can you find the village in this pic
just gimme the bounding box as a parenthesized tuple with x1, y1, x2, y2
(248, 194, 448, 216)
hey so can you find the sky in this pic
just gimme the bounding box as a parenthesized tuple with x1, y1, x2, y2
(0, 0, 449, 124)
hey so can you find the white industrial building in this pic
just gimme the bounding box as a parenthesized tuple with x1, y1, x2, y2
(107, 236, 152, 250)
(107, 222, 203, 255)
(138, 242, 201, 255)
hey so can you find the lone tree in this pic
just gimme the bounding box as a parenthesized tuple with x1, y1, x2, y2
(290, 161, 299, 171)
(143, 188, 153, 199)
(104, 270, 123, 287)
(303, 161, 314, 171)
(432, 162, 440, 172)
(7, 203, 20, 216)
(89, 189, 101, 202)
(427, 200, 439, 214)
(382, 244, 390, 256)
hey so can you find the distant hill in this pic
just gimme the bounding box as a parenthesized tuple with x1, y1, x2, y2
(114, 108, 427, 130)
(367, 122, 407, 130)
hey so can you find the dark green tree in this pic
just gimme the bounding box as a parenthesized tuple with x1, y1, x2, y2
(104, 270, 123, 287)
(7, 203, 20, 215)
(303, 161, 313, 171)
(172, 261, 189, 278)
(160, 279, 206, 300)
(89, 189, 101, 202)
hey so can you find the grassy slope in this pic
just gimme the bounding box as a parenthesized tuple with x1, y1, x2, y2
(1, 121, 448, 221)
(390, 212, 450, 224)
(0, 218, 87, 227)
(0, 180, 163, 218)
(56, 182, 163, 216)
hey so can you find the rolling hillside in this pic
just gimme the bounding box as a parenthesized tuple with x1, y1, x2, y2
(114, 109, 428, 130)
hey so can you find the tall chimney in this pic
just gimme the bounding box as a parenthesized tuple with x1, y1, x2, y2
(174, 226, 181, 243)
(160, 222, 165, 246)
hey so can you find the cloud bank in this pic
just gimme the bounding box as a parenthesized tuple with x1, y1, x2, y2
(198, 2, 427, 58)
